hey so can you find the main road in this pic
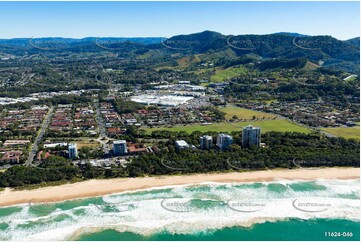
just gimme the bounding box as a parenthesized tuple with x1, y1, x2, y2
(26, 106, 54, 166)
(93, 99, 110, 155)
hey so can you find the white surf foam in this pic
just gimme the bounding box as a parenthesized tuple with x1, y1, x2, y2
(1, 179, 359, 241)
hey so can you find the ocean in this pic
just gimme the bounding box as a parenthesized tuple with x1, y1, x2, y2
(0, 179, 359, 241)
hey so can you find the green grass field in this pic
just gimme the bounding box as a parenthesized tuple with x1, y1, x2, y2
(220, 106, 276, 120)
(321, 126, 360, 140)
(210, 66, 246, 82)
(144, 119, 312, 134)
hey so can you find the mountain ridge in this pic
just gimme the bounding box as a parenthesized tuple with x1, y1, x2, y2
(0, 31, 359, 73)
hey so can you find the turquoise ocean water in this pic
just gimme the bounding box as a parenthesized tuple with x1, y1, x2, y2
(0, 179, 359, 241)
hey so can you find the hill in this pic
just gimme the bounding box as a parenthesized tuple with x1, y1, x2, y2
(160, 31, 359, 73)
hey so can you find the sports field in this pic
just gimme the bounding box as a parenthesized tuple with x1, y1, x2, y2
(144, 119, 312, 134)
(220, 105, 276, 120)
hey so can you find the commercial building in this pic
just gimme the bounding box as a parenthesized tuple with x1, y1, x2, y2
(216, 134, 233, 150)
(68, 143, 78, 159)
(130, 94, 194, 107)
(200, 135, 213, 150)
(242, 125, 261, 148)
(175, 140, 190, 150)
(113, 140, 127, 156)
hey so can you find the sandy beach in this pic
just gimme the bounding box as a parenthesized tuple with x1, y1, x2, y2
(0, 167, 359, 207)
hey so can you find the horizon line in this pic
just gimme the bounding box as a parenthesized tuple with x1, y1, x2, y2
(0, 31, 359, 41)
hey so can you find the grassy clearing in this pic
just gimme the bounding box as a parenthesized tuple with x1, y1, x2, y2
(303, 61, 320, 71)
(220, 106, 276, 120)
(176, 55, 202, 68)
(76, 140, 99, 149)
(321, 126, 360, 140)
(46, 137, 100, 149)
(63, 138, 100, 149)
(144, 119, 312, 134)
(210, 66, 246, 82)
(138, 51, 153, 60)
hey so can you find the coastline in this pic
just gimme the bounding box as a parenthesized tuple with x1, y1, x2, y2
(0, 167, 359, 207)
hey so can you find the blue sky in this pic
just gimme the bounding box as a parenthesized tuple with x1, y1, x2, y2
(0, 1, 359, 40)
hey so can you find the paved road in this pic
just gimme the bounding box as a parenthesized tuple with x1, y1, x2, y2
(290, 116, 337, 138)
(94, 99, 109, 155)
(25, 106, 54, 166)
(16, 73, 35, 86)
(319, 130, 337, 138)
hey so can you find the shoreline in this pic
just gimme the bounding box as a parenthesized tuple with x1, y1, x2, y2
(0, 167, 359, 207)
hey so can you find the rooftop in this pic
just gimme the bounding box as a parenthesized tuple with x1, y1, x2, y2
(175, 140, 189, 146)
(114, 140, 126, 144)
(130, 94, 194, 107)
(218, 133, 232, 138)
(243, 125, 261, 130)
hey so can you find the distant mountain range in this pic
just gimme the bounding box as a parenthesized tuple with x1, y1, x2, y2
(0, 37, 163, 47)
(0, 31, 359, 73)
